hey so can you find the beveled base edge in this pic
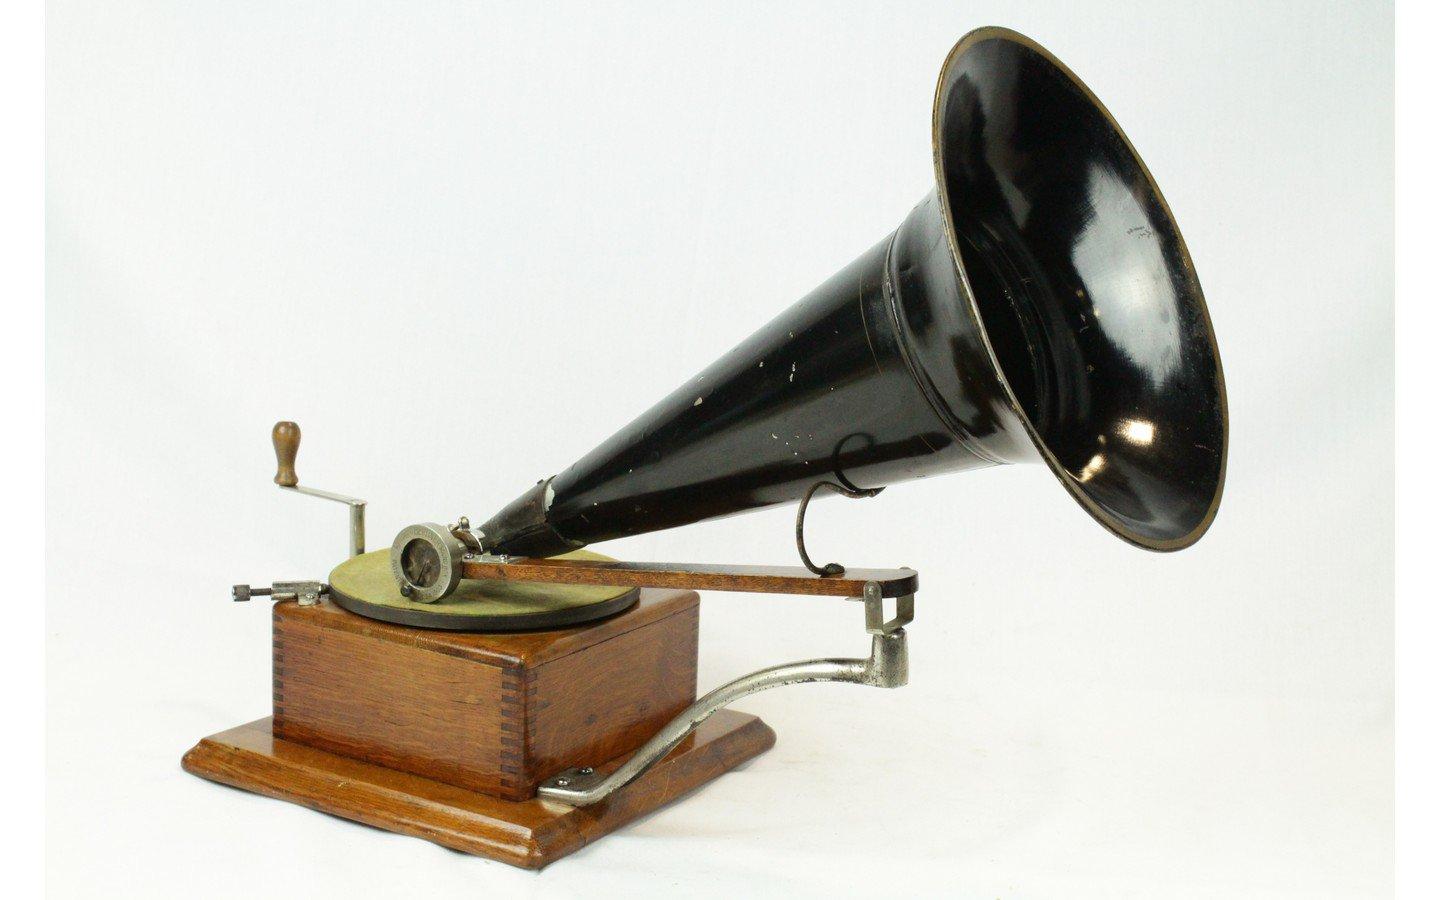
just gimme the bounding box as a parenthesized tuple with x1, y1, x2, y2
(182, 711, 775, 869)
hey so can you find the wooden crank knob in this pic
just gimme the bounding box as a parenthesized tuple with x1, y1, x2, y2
(272, 421, 300, 487)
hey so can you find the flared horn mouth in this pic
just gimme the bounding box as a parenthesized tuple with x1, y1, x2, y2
(932, 27, 1227, 549)
(477, 28, 1228, 559)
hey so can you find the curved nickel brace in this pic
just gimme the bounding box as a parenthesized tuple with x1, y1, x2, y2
(538, 582, 913, 807)
(795, 480, 884, 576)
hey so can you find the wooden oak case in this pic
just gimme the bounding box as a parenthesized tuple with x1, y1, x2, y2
(183, 589, 775, 868)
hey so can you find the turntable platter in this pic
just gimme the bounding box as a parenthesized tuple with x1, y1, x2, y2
(328, 549, 639, 632)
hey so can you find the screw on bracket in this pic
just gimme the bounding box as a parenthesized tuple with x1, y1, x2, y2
(233, 581, 328, 606)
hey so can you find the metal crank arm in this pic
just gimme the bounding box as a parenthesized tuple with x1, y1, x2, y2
(538, 583, 913, 807)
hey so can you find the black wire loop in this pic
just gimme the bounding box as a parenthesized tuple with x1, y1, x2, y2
(794, 480, 884, 576)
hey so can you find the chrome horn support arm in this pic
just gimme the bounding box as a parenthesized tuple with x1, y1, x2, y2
(538, 582, 912, 806)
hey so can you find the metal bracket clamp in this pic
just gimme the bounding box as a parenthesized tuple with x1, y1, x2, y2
(232, 580, 328, 606)
(858, 580, 914, 634)
(538, 582, 912, 807)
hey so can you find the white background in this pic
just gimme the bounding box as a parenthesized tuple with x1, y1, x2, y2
(46, 2, 1394, 897)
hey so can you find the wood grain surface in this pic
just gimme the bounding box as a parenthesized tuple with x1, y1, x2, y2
(462, 557, 919, 598)
(271, 589, 699, 801)
(270, 421, 300, 487)
(183, 712, 775, 868)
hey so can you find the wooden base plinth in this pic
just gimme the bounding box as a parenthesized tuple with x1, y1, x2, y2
(184, 712, 774, 868)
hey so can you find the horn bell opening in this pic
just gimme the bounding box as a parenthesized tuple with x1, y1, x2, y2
(932, 28, 1228, 550)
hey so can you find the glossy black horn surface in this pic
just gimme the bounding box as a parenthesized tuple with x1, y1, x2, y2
(931, 27, 1226, 549)
(480, 27, 1226, 557)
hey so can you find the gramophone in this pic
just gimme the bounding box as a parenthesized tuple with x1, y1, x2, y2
(183, 27, 1226, 868)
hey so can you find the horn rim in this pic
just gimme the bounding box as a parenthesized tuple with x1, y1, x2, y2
(929, 26, 1229, 551)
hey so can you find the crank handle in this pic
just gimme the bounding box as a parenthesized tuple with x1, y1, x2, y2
(271, 421, 367, 557)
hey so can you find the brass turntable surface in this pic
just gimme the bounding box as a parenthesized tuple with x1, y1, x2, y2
(328, 549, 639, 631)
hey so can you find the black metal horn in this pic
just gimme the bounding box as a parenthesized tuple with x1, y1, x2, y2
(481, 27, 1227, 558)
